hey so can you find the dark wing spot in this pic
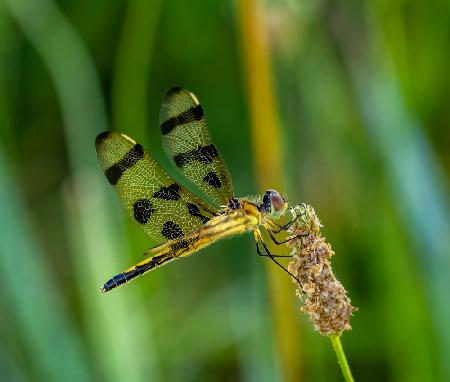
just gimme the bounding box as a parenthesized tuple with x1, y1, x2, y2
(187, 203, 210, 224)
(161, 221, 183, 240)
(105, 166, 122, 186)
(160, 105, 204, 135)
(133, 199, 156, 224)
(152, 183, 182, 200)
(104, 144, 144, 185)
(187, 203, 201, 217)
(167, 86, 182, 95)
(174, 144, 219, 168)
(203, 171, 222, 189)
(201, 144, 219, 162)
(95, 131, 110, 150)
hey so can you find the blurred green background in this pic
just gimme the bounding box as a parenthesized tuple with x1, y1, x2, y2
(0, 0, 449, 381)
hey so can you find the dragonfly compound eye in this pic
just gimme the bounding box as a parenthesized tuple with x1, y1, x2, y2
(267, 190, 288, 219)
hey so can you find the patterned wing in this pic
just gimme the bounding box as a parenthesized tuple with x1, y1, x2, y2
(159, 87, 234, 207)
(95, 131, 218, 246)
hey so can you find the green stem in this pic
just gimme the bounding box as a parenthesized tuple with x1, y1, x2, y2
(330, 335, 355, 382)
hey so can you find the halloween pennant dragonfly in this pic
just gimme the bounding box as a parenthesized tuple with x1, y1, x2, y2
(96, 87, 297, 293)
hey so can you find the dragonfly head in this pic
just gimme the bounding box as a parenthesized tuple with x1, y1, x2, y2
(260, 189, 288, 219)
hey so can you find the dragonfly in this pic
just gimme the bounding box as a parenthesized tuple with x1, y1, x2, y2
(96, 87, 299, 293)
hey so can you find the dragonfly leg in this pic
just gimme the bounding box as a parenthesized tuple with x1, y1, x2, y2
(255, 242, 292, 258)
(256, 241, 301, 284)
(270, 214, 302, 234)
(265, 228, 309, 246)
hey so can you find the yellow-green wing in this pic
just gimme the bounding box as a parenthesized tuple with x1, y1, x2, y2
(159, 87, 234, 207)
(95, 131, 218, 246)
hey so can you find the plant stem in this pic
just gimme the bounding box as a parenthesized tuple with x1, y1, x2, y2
(237, 0, 303, 380)
(330, 335, 355, 382)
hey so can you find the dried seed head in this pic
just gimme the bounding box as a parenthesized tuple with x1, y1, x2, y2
(287, 204, 357, 335)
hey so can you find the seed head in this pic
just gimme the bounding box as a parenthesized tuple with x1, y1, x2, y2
(287, 204, 357, 335)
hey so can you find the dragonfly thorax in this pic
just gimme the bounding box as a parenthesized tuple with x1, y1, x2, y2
(260, 189, 288, 219)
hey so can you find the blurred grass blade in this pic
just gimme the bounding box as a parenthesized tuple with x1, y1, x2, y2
(4, 0, 162, 380)
(289, 17, 437, 378)
(112, 0, 164, 135)
(340, 9, 450, 380)
(0, 147, 92, 381)
(237, 1, 303, 381)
